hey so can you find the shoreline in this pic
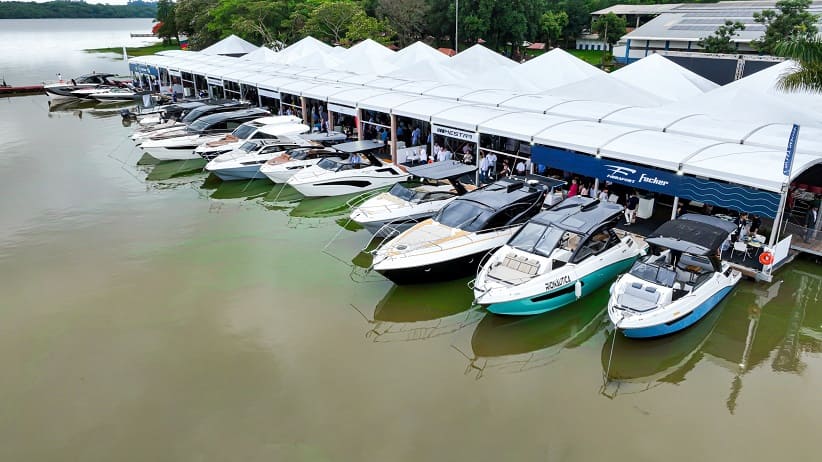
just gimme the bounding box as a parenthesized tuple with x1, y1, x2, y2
(85, 42, 179, 57)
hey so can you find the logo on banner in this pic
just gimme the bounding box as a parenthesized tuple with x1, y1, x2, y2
(604, 164, 669, 187)
(783, 124, 800, 177)
(433, 125, 476, 142)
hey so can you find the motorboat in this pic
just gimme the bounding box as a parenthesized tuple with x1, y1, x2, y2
(371, 177, 549, 285)
(194, 116, 305, 160)
(349, 160, 477, 236)
(43, 73, 123, 100)
(287, 140, 408, 197)
(259, 146, 345, 183)
(70, 86, 117, 99)
(131, 101, 250, 141)
(473, 196, 644, 316)
(132, 101, 206, 127)
(138, 108, 271, 161)
(607, 214, 741, 338)
(299, 130, 349, 145)
(205, 138, 320, 181)
(89, 87, 143, 102)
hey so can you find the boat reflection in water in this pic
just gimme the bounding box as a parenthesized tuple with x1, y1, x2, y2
(48, 98, 136, 120)
(353, 279, 482, 343)
(465, 287, 608, 379)
(209, 178, 272, 201)
(144, 158, 208, 182)
(600, 261, 822, 413)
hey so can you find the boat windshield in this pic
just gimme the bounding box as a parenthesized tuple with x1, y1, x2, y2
(181, 107, 211, 123)
(187, 118, 211, 133)
(288, 149, 313, 160)
(629, 260, 677, 288)
(317, 158, 341, 172)
(231, 123, 256, 139)
(239, 141, 258, 153)
(508, 222, 570, 257)
(434, 200, 494, 232)
(389, 183, 417, 202)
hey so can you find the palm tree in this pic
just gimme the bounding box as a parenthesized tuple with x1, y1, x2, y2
(774, 35, 822, 92)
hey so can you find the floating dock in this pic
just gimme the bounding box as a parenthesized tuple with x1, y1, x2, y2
(0, 85, 44, 96)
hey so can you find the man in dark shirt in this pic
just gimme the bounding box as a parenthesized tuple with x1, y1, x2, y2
(625, 191, 639, 225)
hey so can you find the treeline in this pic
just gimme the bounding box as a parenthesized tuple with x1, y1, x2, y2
(0, 1, 157, 19)
(165, 0, 719, 52)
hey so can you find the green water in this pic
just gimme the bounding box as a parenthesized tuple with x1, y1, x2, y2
(2, 19, 822, 462)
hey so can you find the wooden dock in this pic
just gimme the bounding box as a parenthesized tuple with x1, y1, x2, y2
(0, 85, 44, 96)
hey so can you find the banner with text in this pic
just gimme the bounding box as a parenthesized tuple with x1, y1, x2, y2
(432, 124, 479, 143)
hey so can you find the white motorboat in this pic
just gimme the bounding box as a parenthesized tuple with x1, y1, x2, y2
(89, 87, 142, 102)
(44, 73, 122, 100)
(371, 178, 549, 285)
(139, 108, 270, 161)
(259, 146, 344, 183)
(349, 160, 477, 236)
(474, 196, 644, 316)
(194, 116, 305, 160)
(287, 140, 409, 197)
(205, 139, 321, 181)
(607, 214, 741, 338)
(131, 101, 250, 141)
(133, 101, 207, 127)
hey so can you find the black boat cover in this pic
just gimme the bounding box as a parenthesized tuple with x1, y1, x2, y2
(531, 196, 623, 236)
(646, 213, 736, 256)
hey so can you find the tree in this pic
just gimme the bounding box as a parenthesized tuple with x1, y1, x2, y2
(697, 20, 746, 54)
(175, 0, 219, 49)
(229, 1, 291, 47)
(540, 10, 568, 47)
(304, 1, 361, 44)
(774, 36, 822, 92)
(591, 12, 626, 47)
(752, 0, 819, 55)
(344, 11, 395, 45)
(155, 0, 179, 45)
(376, 0, 428, 47)
(553, 0, 589, 48)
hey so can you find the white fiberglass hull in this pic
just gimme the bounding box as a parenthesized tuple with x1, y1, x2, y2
(287, 166, 409, 197)
(350, 190, 455, 236)
(141, 134, 224, 161)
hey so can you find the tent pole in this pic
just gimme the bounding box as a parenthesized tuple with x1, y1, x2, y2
(390, 114, 398, 165)
(671, 196, 679, 220)
(769, 183, 788, 248)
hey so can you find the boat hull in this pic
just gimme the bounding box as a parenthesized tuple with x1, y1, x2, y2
(289, 175, 407, 197)
(484, 255, 638, 316)
(375, 250, 487, 285)
(141, 145, 202, 161)
(211, 166, 269, 181)
(618, 285, 735, 339)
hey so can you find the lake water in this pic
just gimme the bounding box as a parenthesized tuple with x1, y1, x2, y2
(1, 18, 821, 462)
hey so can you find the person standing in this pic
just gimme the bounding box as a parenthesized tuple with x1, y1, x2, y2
(479, 154, 489, 184)
(487, 152, 497, 178)
(515, 159, 527, 176)
(580, 183, 589, 197)
(598, 188, 609, 203)
(349, 152, 362, 169)
(625, 191, 639, 225)
(805, 206, 818, 242)
(419, 146, 427, 164)
(568, 178, 579, 197)
(411, 126, 421, 146)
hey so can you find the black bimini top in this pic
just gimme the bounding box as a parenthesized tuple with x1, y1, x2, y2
(461, 178, 547, 209)
(195, 107, 270, 126)
(531, 196, 624, 236)
(647, 213, 737, 255)
(406, 160, 477, 180)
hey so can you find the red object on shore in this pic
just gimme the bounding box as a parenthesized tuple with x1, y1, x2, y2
(0, 85, 44, 95)
(152, 22, 163, 35)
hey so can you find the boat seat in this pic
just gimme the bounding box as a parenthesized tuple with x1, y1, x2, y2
(678, 255, 713, 273)
(617, 282, 659, 312)
(488, 253, 540, 284)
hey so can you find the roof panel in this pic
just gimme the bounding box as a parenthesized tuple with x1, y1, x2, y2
(599, 130, 722, 171)
(431, 105, 512, 131)
(459, 89, 524, 106)
(479, 113, 574, 142)
(357, 93, 421, 114)
(533, 121, 638, 154)
(328, 87, 393, 108)
(391, 98, 466, 121)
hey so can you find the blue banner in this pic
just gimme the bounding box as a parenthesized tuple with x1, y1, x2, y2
(128, 62, 159, 77)
(531, 145, 781, 218)
(783, 124, 800, 176)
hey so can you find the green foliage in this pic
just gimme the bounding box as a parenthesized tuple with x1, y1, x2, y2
(752, 0, 819, 55)
(344, 11, 395, 45)
(155, 0, 179, 45)
(175, 0, 220, 50)
(775, 36, 822, 93)
(697, 20, 745, 54)
(376, 0, 428, 47)
(591, 12, 626, 46)
(303, 1, 362, 44)
(540, 10, 569, 46)
(0, 1, 156, 19)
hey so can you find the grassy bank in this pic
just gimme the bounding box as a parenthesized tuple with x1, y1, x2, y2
(85, 42, 179, 57)
(568, 49, 606, 66)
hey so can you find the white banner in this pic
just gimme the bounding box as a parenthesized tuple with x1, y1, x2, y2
(258, 88, 280, 99)
(432, 124, 478, 143)
(168, 69, 182, 77)
(207, 77, 223, 86)
(328, 103, 356, 116)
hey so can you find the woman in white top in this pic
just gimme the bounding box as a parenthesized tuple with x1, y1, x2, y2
(419, 146, 428, 164)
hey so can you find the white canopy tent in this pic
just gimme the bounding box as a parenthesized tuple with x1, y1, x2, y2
(469, 66, 544, 92)
(357, 93, 422, 114)
(547, 73, 667, 107)
(200, 34, 258, 56)
(386, 59, 466, 84)
(598, 130, 724, 172)
(519, 48, 604, 90)
(391, 98, 466, 122)
(444, 44, 517, 75)
(271, 36, 333, 65)
(339, 39, 397, 75)
(391, 41, 448, 66)
(478, 112, 574, 142)
(611, 53, 718, 102)
(459, 89, 526, 106)
(241, 46, 279, 63)
(431, 105, 512, 132)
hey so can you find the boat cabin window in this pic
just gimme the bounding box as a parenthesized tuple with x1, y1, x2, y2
(226, 121, 243, 130)
(239, 141, 258, 153)
(572, 228, 618, 263)
(260, 145, 284, 154)
(629, 260, 677, 288)
(434, 201, 495, 232)
(231, 123, 257, 139)
(421, 191, 456, 202)
(317, 158, 340, 171)
(510, 223, 563, 257)
(389, 183, 417, 202)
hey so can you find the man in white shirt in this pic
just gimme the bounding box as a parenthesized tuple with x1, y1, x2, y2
(479, 155, 490, 184)
(419, 146, 427, 164)
(487, 153, 497, 178)
(515, 159, 526, 175)
(442, 148, 452, 161)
